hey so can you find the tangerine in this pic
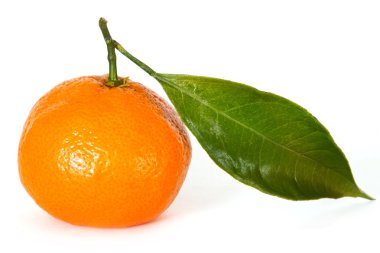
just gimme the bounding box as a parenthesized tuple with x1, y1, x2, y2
(18, 75, 191, 227)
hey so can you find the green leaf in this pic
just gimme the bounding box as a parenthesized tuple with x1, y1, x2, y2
(153, 74, 371, 200)
(112, 37, 372, 201)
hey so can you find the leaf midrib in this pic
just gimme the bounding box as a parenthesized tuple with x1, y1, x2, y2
(157, 74, 351, 181)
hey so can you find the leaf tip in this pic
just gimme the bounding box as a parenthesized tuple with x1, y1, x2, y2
(356, 190, 375, 201)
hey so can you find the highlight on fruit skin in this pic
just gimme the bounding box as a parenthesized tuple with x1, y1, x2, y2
(18, 75, 192, 227)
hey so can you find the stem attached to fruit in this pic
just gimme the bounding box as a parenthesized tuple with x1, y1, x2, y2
(99, 18, 123, 87)
(99, 17, 158, 83)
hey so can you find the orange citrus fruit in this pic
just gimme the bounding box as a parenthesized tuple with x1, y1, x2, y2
(18, 75, 191, 227)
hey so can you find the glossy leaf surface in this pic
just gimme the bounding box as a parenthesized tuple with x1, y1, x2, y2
(154, 74, 370, 200)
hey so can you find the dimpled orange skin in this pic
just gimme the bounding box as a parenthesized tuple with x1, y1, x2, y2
(18, 75, 191, 228)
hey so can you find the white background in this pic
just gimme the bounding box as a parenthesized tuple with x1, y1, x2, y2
(0, 0, 379, 252)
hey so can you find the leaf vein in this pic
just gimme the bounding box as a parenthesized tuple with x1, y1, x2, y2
(157, 75, 354, 185)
